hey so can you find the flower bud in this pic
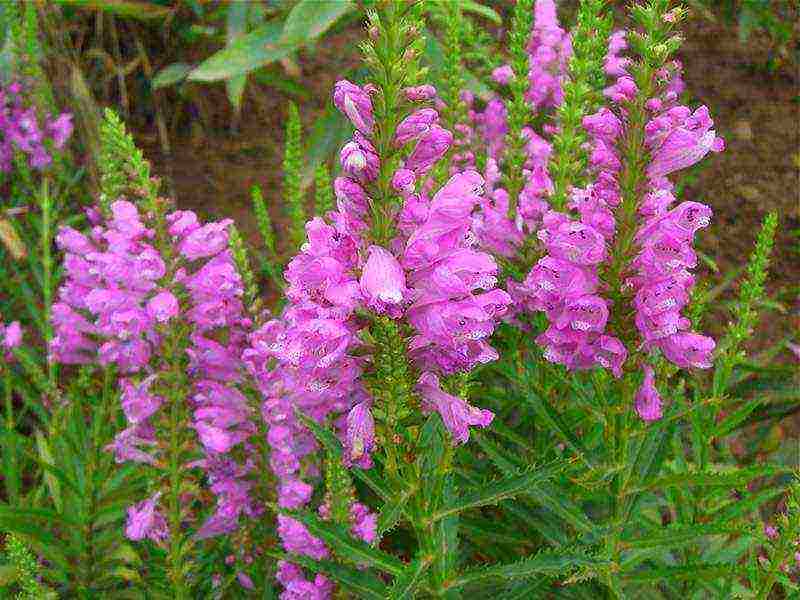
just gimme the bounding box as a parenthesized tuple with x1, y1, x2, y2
(332, 80, 374, 135)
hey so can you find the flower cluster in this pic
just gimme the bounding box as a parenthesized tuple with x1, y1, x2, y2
(521, 31, 721, 416)
(525, 0, 572, 110)
(52, 200, 259, 542)
(0, 317, 22, 362)
(246, 74, 516, 597)
(1, 82, 72, 172)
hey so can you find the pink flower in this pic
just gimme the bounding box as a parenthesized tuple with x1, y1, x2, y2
(333, 80, 374, 135)
(125, 493, 169, 542)
(340, 132, 379, 182)
(146, 291, 179, 323)
(416, 372, 493, 445)
(635, 366, 663, 422)
(404, 126, 453, 174)
(403, 84, 437, 101)
(343, 401, 375, 469)
(394, 109, 440, 146)
(360, 246, 407, 316)
(491, 64, 514, 86)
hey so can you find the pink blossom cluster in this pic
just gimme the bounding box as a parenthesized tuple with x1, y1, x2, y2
(518, 35, 723, 418)
(0, 316, 22, 361)
(52, 201, 259, 542)
(246, 78, 513, 597)
(1, 82, 72, 172)
(525, 0, 572, 110)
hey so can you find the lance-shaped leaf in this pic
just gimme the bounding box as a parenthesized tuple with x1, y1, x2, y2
(619, 523, 743, 552)
(282, 0, 355, 46)
(288, 511, 405, 576)
(620, 563, 733, 584)
(188, 19, 288, 82)
(388, 557, 431, 600)
(634, 464, 791, 493)
(448, 549, 609, 590)
(432, 461, 566, 522)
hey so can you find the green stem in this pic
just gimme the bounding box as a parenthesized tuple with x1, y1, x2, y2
(3, 366, 19, 504)
(39, 176, 56, 388)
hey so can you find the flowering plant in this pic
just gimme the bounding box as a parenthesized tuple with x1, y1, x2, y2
(0, 1, 797, 599)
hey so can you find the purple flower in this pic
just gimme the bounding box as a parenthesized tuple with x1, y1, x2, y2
(404, 126, 453, 174)
(340, 132, 379, 182)
(394, 109, 439, 146)
(333, 80, 374, 135)
(491, 65, 514, 86)
(125, 493, 169, 542)
(403, 85, 437, 101)
(179, 219, 233, 261)
(635, 366, 663, 422)
(360, 246, 407, 316)
(659, 332, 715, 369)
(416, 372, 493, 444)
(146, 291, 179, 323)
(350, 502, 377, 544)
(277, 515, 329, 560)
(120, 376, 162, 424)
(343, 401, 375, 469)
(2, 321, 22, 350)
(391, 168, 416, 194)
(47, 113, 74, 149)
(278, 479, 314, 510)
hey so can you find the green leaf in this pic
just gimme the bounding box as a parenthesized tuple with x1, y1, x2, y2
(388, 558, 430, 600)
(0, 564, 18, 586)
(151, 63, 192, 89)
(620, 523, 742, 551)
(377, 483, 415, 537)
(636, 464, 791, 493)
(432, 461, 565, 521)
(304, 101, 352, 177)
(518, 375, 593, 468)
(282, 0, 355, 46)
(226, 75, 247, 113)
(620, 563, 733, 583)
(188, 19, 289, 82)
(35, 431, 62, 512)
(460, 0, 502, 24)
(449, 550, 608, 590)
(54, 0, 171, 20)
(289, 512, 405, 576)
(711, 398, 762, 437)
(224, 1, 250, 113)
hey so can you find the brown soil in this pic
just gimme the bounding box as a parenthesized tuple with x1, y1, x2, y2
(678, 17, 800, 357)
(134, 12, 800, 356)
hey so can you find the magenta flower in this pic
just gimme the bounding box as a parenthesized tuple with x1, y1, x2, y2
(343, 401, 375, 469)
(416, 372, 493, 445)
(404, 125, 453, 174)
(332, 80, 374, 135)
(360, 246, 408, 317)
(277, 515, 329, 560)
(403, 84, 437, 101)
(340, 132, 379, 182)
(635, 366, 663, 422)
(394, 109, 440, 146)
(125, 493, 169, 542)
(492, 64, 514, 86)
(146, 291, 179, 323)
